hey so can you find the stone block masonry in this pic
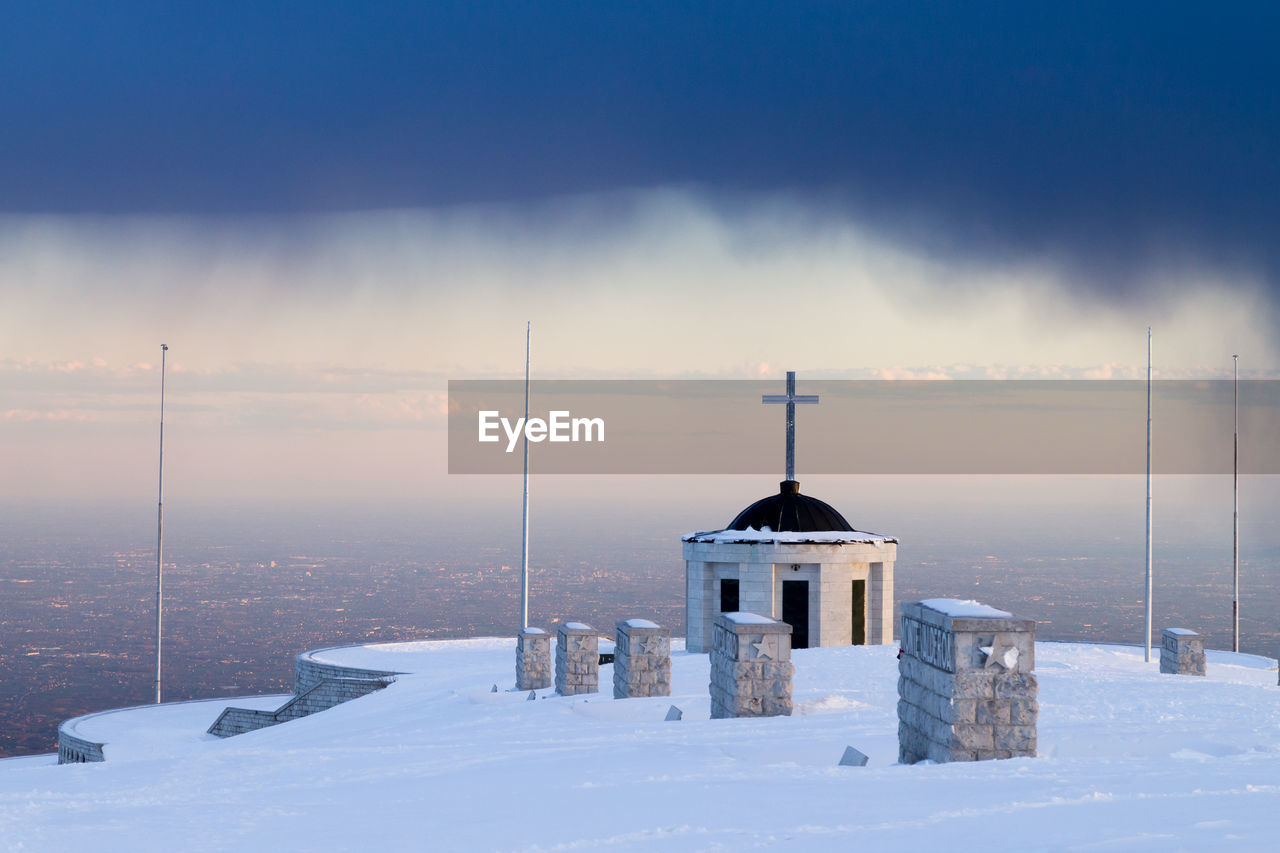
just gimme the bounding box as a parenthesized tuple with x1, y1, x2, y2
(613, 619, 672, 699)
(208, 677, 390, 738)
(294, 652, 399, 695)
(897, 599, 1037, 764)
(205, 645, 402, 742)
(1160, 628, 1206, 676)
(56, 730, 104, 764)
(709, 612, 793, 719)
(555, 622, 600, 696)
(517, 628, 552, 690)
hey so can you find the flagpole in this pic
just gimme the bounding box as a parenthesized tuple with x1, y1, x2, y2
(1232, 353, 1239, 652)
(155, 343, 168, 703)
(519, 323, 531, 631)
(1144, 328, 1153, 663)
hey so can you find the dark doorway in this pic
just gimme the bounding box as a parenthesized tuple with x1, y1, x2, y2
(782, 580, 809, 649)
(720, 578, 739, 613)
(851, 579, 866, 645)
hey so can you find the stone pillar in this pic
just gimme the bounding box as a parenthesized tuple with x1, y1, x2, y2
(613, 619, 672, 699)
(685, 560, 713, 654)
(516, 627, 552, 690)
(1160, 628, 1206, 676)
(869, 561, 895, 644)
(897, 599, 1037, 764)
(555, 622, 599, 696)
(709, 612, 793, 719)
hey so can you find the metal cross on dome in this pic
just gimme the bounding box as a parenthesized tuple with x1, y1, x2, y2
(762, 371, 819, 482)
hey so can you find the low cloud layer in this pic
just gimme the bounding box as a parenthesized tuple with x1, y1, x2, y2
(3, 4, 1277, 317)
(3, 190, 1273, 374)
(2, 189, 1274, 502)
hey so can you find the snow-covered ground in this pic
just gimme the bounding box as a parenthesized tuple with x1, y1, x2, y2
(62, 694, 290, 762)
(3, 638, 1279, 851)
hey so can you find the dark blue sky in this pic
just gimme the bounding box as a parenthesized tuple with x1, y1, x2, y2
(3, 2, 1279, 296)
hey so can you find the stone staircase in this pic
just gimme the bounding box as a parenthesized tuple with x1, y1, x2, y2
(57, 643, 408, 761)
(207, 675, 392, 738)
(207, 645, 404, 738)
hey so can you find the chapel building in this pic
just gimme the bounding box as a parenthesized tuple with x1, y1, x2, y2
(682, 479, 897, 652)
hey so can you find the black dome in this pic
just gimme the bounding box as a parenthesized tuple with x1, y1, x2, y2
(726, 480, 854, 532)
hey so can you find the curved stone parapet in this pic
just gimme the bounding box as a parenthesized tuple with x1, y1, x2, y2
(56, 727, 105, 764)
(56, 695, 284, 765)
(294, 646, 403, 694)
(206, 645, 407, 739)
(55, 642, 410, 764)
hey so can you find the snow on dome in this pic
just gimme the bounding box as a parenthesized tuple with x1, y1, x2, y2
(683, 527, 895, 545)
(521, 627, 547, 634)
(564, 622, 592, 630)
(920, 598, 1013, 618)
(623, 618, 660, 629)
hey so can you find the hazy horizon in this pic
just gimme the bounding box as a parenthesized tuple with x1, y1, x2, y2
(3, 472, 1277, 756)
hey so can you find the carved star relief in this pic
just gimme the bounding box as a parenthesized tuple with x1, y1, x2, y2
(752, 635, 777, 660)
(980, 637, 1019, 670)
(566, 635, 583, 652)
(638, 635, 661, 656)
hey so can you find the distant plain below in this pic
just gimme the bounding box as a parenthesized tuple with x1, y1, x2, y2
(1, 474, 1275, 757)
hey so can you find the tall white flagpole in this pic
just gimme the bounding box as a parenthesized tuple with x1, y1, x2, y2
(520, 323, 531, 631)
(1144, 328, 1153, 662)
(155, 343, 168, 703)
(1232, 353, 1239, 652)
